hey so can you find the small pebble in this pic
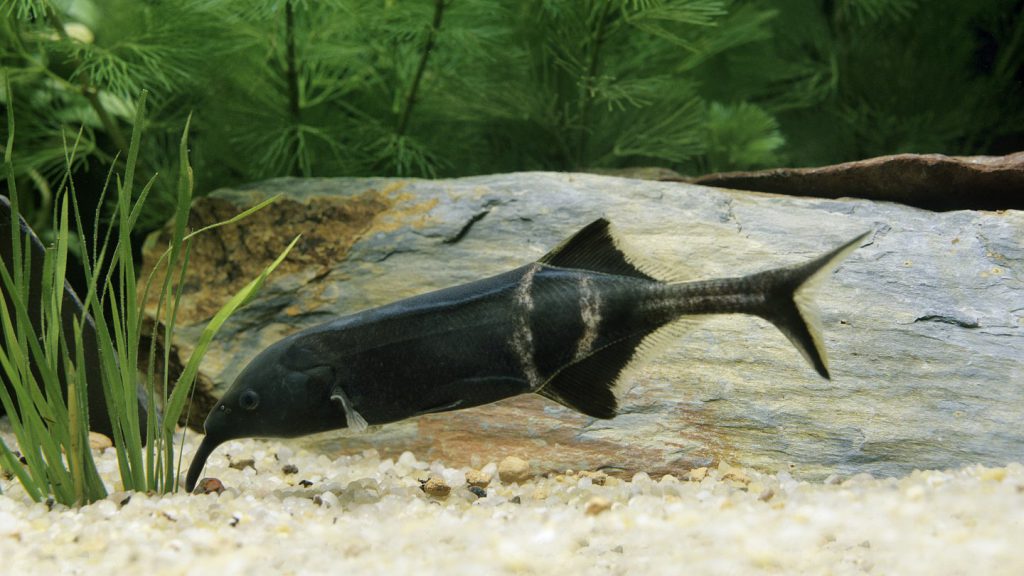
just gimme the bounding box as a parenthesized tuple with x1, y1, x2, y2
(580, 470, 608, 486)
(315, 491, 340, 508)
(282, 464, 299, 475)
(468, 486, 487, 498)
(498, 456, 531, 484)
(299, 479, 314, 488)
(465, 469, 492, 488)
(978, 467, 1006, 482)
(422, 476, 451, 499)
(229, 458, 256, 471)
(722, 470, 751, 486)
(758, 487, 775, 502)
(585, 497, 612, 516)
(108, 491, 132, 508)
(631, 472, 652, 486)
(193, 478, 225, 495)
(688, 467, 708, 482)
(88, 432, 113, 451)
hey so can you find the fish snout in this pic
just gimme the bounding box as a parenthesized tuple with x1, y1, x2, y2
(183, 403, 236, 493)
(184, 431, 227, 493)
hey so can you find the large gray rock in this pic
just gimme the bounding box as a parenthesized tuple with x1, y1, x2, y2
(142, 173, 1024, 480)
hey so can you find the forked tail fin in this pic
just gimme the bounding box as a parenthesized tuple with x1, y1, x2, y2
(753, 231, 871, 379)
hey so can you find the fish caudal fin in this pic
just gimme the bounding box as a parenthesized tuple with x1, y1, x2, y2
(754, 231, 871, 379)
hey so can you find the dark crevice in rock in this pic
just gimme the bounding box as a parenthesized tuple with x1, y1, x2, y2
(913, 315, 981, 329)
(718, 196, 742, 233)
(443, 209, 490, 245)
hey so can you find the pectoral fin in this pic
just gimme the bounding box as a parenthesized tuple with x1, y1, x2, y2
(330, 385, 369, 432)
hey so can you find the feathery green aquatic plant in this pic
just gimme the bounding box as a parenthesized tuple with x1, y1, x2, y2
(4, 0, 1018, 232)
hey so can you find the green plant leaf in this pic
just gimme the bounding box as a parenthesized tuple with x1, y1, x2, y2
(166, 233, 300, 490)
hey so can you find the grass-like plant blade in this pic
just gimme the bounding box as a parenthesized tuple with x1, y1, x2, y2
(1, 79, 74, 502)
(68, 316, 106, 501)
(155, 114, 195, 489)
(2, 78, 296, 502)
(56, 188, 106, 503)
(0, 197, 75, 504)
(0, 334, 43, 501)
(135, 112, 194, 490)
(181, 195, 282, 242)
(66, 336, 85, 504)
(89, 91, 152, 493)
(166, 234, 301, 490)
(52, 194, 87, 504)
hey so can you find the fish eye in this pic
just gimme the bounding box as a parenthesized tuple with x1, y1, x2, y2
(239, 389, 260, 411)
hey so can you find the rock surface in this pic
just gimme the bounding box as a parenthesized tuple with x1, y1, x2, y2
(141, 172, 1024, 480)
(690, 152, 1024, 212)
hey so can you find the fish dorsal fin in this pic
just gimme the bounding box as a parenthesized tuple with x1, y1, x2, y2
(539, 218, 655, 280)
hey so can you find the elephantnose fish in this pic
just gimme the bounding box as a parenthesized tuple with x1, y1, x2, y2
(186, 218, 868, 492)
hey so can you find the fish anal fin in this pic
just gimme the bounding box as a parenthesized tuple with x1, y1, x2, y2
(538, 331, 652, 419)
(331, 385, 369, 432)
(539, 218, 655, 280)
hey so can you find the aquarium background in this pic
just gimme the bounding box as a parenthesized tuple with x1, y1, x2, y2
(1, 0, 1022, 235)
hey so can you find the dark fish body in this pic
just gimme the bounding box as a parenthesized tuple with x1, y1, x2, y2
(187, 219, 867, 491)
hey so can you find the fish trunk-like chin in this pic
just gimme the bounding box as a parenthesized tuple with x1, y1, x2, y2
(185, 433, 226, 493)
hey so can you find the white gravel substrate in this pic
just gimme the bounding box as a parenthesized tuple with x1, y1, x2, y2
(1, 422, 1023, 576)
